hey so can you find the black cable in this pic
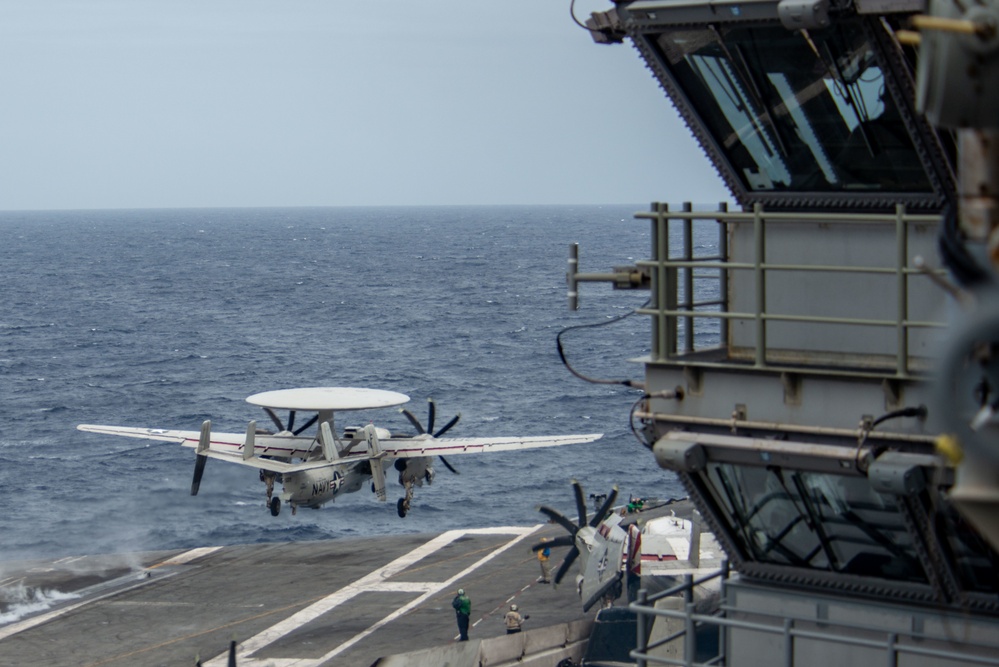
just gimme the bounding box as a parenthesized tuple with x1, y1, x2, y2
(629, 394, 651, 448)
(870, 405, 927, 428)
(853, 404, 927, 468)
(569, 0, 593, 32)
(569, 0, 601, 33)
(556, 298, 650, 388)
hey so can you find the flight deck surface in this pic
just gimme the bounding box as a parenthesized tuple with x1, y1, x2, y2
(0, 522, 605, 666)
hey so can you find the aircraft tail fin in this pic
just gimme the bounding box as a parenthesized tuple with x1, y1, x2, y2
(243, 420, 256, 461)
(365, 425, 387, 501)
(197, 420, 211, 454)
(320, 422, 340, 462)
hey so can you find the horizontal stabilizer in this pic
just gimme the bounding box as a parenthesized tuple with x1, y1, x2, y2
(201, 449, 337, 474)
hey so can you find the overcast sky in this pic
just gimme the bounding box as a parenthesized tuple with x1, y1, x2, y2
(0, 1, 728, 210)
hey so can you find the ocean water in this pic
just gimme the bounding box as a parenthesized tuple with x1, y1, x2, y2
(0, 205, 695, 563)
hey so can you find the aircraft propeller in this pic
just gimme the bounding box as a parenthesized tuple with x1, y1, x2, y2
(534, 480, 619, 585)
(262, 407, 318, 436)
(400, 398, 461, 474)
(191, 420, 212, 496)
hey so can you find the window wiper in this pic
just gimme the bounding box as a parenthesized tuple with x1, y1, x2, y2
(788, 471, 840, 569)
(707, 24, 789, 159)
(732, 43, 793, 158)
(760, 513, 808, 559)
(840, 508, 923, 574)
(800, 29, 879, 158)
(713, 467, 807, 565)
(713, 466, 761, 551)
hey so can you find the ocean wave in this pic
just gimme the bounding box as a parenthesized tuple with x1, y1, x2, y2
(0, 584, 80, 626)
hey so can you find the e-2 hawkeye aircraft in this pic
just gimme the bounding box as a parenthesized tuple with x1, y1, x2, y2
(77, 387, 602, 517)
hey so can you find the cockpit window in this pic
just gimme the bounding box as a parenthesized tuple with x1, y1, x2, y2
(653, 21, 932, 194)
(704, 462, 928, 583)
(937, 505, 999, 594)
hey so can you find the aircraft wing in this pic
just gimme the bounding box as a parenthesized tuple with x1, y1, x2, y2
(378, 433, 602, 459)
(78, 425, 602, 467)
(77, 424, 197, 444)
(76, 424, 318, 460)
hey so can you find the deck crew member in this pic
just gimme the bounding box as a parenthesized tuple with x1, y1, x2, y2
(452, 588, 471, 641)
(537, 538, 551, 583)
(504, 604, 528, 634)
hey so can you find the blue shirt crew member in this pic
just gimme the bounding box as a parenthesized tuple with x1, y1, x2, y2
(537, 538, 552, 583)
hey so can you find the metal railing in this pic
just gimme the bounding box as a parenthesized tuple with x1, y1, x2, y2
(634, 203, 946, 379)
(630, 564, 999, 667)
(632, 564, 732, 667)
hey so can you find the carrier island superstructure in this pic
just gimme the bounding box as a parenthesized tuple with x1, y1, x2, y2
(570, 0, 999, 664)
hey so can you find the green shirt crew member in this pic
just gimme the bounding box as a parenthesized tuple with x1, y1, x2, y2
(452, 588, 471, 641)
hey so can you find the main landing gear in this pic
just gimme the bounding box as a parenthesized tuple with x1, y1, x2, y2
(397, 478, 415, 518)
(261, 469, 295, 516)
(261, 469, 276, 500)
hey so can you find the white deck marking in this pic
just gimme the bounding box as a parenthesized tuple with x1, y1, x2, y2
(206, 525, 543, 667)
(153, 546, 223, 566)
(52, 556, 86, 566)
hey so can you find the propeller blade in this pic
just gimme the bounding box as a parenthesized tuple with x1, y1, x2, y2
(191, 420, 211, 496)
(427, 398, 436, 434)
(228, 639, 237, 667)
(572, 479, 588, 527)
(589, 485, 619, 527)
(433, 413, 461, 437)
(531, 535, 574, 551)
(263, 407, 284, 432)
(438, 455, 459, 474)
(286, 410, 296, 433)
(191, 455, 208, 496)
(553, 546, 580, 585)
(538, 505, 578, 536)
(400, 408, 426, 434)
(293, 414, 318, 436)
